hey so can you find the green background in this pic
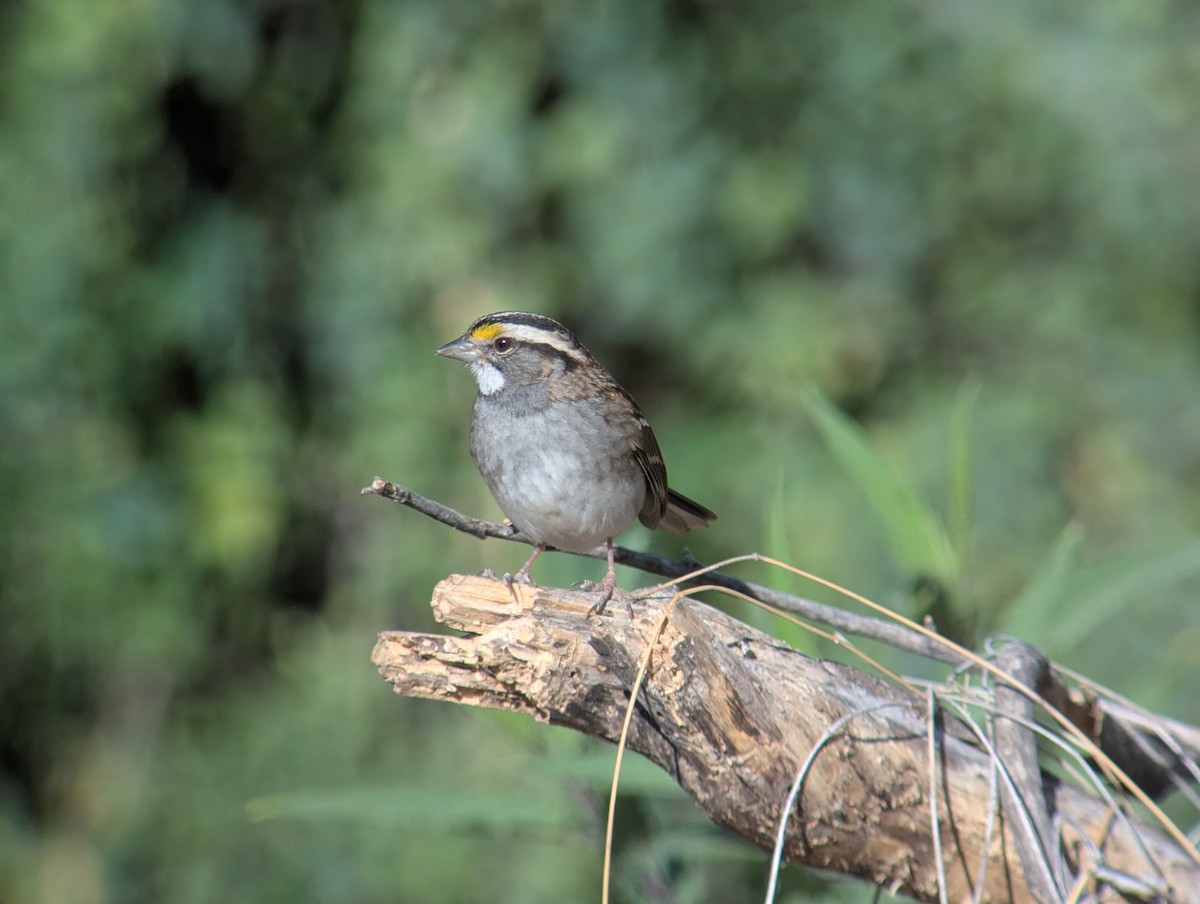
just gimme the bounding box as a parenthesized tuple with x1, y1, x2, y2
(3, 1, 1199, 902)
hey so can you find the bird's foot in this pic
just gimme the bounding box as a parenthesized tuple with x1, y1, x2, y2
(582, 572, 633, 618)
(502, 570, 536, 601)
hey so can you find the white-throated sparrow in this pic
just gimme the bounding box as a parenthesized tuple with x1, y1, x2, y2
(437, 311, 716, 612)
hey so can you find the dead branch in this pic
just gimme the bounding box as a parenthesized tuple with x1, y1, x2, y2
(364, 477, 1200, 808)
(362, 478, 955, 660)
(992, 642, 1064, 901)
(372, 575, 1200, 903)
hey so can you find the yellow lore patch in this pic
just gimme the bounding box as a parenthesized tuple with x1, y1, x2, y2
(470, 322, 504, 341)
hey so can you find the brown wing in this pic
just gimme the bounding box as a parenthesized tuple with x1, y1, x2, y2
(629, 410, 670, 529)
(598, 376, 713, 533)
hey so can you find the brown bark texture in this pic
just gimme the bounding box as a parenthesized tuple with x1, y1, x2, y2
(372, 574, 1199, 903)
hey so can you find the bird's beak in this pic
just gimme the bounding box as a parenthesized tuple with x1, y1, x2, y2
(436, 334, 477, 364)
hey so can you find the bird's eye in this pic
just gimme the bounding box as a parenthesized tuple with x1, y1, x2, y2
(493, 337, 514, 353)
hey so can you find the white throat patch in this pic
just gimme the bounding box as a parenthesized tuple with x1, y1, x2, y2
(469, 360, 506, 396)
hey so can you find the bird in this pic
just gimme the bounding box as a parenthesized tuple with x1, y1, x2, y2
(436, 311, 716, 613)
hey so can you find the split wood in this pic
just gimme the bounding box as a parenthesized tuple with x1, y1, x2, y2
(366, 479, 1200, 903)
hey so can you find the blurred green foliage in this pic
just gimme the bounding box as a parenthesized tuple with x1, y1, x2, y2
(2, 1, 1199, 901)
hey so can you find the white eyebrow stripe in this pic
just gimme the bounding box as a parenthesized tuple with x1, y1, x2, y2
(497, 324, 578, 355)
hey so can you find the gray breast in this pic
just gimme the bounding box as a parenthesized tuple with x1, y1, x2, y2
(468, 391, 645, 551)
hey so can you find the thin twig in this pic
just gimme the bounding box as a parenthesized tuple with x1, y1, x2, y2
(763, 701, 909, 904)
(1052, 662, 1200, 791)
(927, 688, 950, 904)
(932, 683, 1177, 897)
(363, 478, 964, 664)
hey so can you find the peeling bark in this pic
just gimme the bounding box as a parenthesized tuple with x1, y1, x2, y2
(372, 575, 1200, 903)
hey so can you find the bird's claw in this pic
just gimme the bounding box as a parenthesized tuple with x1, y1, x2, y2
(584, 574, 629, 618)
(501, 570, 536, 601)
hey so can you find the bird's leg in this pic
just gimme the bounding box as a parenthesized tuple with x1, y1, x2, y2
(502, 543, 544, 599)
(586, 538, 620, 617)
(513, 543, 544, 582)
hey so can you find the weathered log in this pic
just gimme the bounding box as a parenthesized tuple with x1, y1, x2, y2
(364, 478, 1200, 807)
(372, 575, 1199, 903)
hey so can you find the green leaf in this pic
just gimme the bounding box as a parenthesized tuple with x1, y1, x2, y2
(246, 785, 578, 833)
(947, 378, 981, 570)
(759, 470, 823, 655)
(530, 749, 683, 797)
(634, 829, 763, 864)
(999, 521, 1085, 641)
(803, 387, 958, 583)
(1040, 541, 1200, 655)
